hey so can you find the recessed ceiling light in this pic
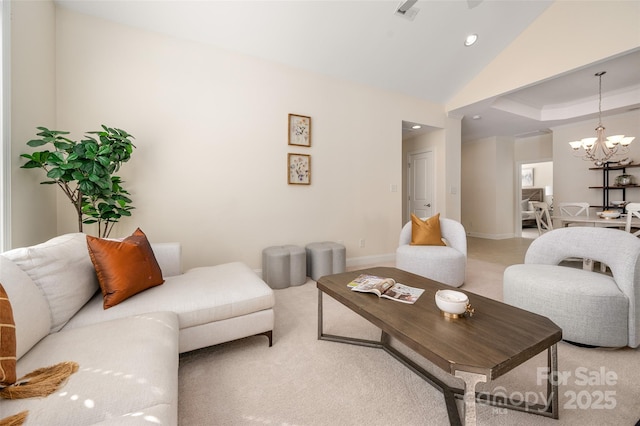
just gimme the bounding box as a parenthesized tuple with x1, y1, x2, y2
(412, 125, 422, 129)
(464, 34, 478, 47)
(472, 115, 482, 120)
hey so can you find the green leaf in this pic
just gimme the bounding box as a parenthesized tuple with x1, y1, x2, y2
(79, 180, 95, 193)
(20, 160, 42, 169)
(27, 139, 48, 147)
(46, 168, 64, 179)
(53, 141, 74, 151)
(97, 156, 111, 167)
(88, 174, 102, 183)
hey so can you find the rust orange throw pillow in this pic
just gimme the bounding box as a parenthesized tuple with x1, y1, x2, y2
(87, 228, 164, 309)
(410, 213, 446, 246)
(0, 282, 17, 387)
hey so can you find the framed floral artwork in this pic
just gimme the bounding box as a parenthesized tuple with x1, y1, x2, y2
(288, 153, 311, 185)
(288, 114, 311, 147)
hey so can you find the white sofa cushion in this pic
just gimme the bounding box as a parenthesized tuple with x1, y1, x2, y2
(64, 261, 275, 330)
(2, 233, 100, 332)
(0, 311, 179, 425)
(0, 256, 51, 359)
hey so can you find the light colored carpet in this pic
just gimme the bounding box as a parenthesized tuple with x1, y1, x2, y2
(178, 257, 640, 425)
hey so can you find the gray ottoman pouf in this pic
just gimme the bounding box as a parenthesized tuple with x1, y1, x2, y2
(262, 245, 306, 289)
(305, 241, 346, 281)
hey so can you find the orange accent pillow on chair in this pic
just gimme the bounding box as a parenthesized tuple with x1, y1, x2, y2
(86, 228, 164, 309)
(410, 213, 446, 246)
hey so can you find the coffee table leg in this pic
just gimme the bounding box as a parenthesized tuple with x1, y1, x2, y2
(548, 343, 559, 419)
(454, 371, 487, 426)
(317, 289, 324, 340)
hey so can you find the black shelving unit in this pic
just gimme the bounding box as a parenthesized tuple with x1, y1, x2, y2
(588, 163, 640, 209)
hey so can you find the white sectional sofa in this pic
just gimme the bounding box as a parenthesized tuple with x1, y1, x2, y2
(0, 233, 275, 425)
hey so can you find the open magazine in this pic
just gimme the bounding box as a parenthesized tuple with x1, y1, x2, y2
(347, 274, 424, 304)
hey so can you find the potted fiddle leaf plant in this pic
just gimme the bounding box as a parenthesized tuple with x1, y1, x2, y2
(20, 125, 136, 238)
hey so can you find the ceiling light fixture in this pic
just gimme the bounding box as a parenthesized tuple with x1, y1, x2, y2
(568, 71, 635, 166)
(412, 125, 422, 129)
(464, 34, 478, 46)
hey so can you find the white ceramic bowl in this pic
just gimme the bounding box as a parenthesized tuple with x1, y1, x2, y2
(435, 290, 469, 315)
(600, 210, 621, 219)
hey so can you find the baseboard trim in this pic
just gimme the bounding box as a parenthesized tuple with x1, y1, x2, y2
(466, 231, 515, 240)
(346, 253, 396, 268)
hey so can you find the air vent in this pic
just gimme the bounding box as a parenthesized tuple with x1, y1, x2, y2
(395, 0, 419, 21)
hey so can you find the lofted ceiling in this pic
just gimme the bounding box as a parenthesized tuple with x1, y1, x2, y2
(56, 0, 640, 143)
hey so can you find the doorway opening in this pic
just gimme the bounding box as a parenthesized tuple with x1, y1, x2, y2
(401, 121, 437, 226)
(518, 160, 553, 239)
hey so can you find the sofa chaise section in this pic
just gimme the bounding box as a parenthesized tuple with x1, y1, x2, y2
(65, 260, 276, 352)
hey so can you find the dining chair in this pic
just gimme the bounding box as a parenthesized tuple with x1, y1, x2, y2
(531, 201, 553, 236)
(625, 203, 640, 237)
(557, 202, 590, 218)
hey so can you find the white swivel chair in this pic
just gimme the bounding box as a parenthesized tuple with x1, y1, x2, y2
(396, 217, 467, 287)
(504, 226, 640, 348)
(625, 203, 640, 237)
(531, 201, 553, 235)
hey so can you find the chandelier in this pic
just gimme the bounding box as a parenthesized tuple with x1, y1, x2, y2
(568, 71, 635, 167)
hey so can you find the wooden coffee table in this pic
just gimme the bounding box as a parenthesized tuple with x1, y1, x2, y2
(317, 267, 562, 426)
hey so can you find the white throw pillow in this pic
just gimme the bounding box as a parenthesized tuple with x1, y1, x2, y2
(3, 233, 100, 332)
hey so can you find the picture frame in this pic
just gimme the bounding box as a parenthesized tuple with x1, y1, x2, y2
(522, 168, 534, 188)
(288, 153, 311, 185)
(288, 114, 311, 147)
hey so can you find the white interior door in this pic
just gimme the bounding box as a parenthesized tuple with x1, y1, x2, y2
(408, 151, 434, 220)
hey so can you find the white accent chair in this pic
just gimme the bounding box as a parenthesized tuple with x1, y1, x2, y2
(396, 217, 467, 287)
(504, 227, 640, 348)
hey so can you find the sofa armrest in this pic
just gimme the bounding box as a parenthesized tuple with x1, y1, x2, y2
(151, 242, 182, 277)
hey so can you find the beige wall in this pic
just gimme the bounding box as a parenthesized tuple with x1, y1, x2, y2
(46, 7, 449, 270)
(461, 136, 515, 238)
(10, 0, 57, 248)
(515, 133, 553, 163)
